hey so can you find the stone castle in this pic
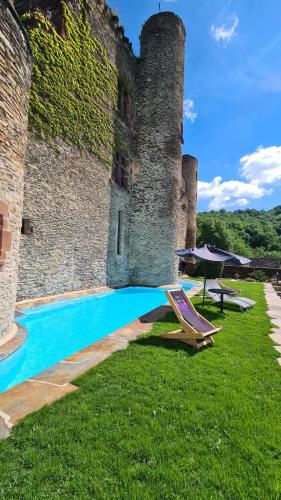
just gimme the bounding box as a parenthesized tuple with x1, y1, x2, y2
(0, 0, 198, 344)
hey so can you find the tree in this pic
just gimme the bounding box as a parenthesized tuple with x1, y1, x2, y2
(197, 218, 232, 251)
(197, 205, 281, 261)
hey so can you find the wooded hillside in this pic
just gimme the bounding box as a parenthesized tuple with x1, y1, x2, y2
(197, 206, 281, 261)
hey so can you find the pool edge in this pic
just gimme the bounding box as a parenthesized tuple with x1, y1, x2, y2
(0, 323, 28, 362)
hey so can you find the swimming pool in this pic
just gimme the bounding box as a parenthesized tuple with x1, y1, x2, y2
(0, 282, 194, 393)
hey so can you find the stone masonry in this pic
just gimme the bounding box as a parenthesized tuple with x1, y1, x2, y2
(178, 154, 198, 252)
(182, 154, 198, 249)
(0, 0, 31, 342)
(129, 13, 186, 285)
(16, 0, 136, 299)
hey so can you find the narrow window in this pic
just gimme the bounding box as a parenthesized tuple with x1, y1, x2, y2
(117, 210, 124, 255)
(112, 154, 130, 191)
(123, 91, 131, 127)
(21, 218, 33, 235)
(118, 85, 132, 128)
(181, 121, 184, 144)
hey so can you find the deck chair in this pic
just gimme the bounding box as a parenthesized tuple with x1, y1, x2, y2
(206, 279, 256, 310)
(160, 289, 222, 350)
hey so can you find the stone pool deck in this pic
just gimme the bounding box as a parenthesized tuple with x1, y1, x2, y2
(264, 283, 281, 366)
(0, 282, 202, 438)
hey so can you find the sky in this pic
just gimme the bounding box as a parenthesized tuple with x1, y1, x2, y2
(107, 0, 281, 212)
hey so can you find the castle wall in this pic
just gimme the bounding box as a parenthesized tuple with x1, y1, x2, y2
(106, 183, 131, 287)
(182, 154, 198, 249)
(18, 137, 112, 299)
(17, 0, 135, 299)
(129, 13, 186, 285)
(0, 1, 31, 340)
(178, 175, 189, 250)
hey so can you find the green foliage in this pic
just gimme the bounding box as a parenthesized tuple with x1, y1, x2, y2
(197, 218, 232, 250)
(0, 284, 281, 498)
(196, 260, 224, 279)
(248, 269, 267, 282)
(118, 75, 133, 96)
(22, 4, 119, 166)
(198, 205, 281, 260)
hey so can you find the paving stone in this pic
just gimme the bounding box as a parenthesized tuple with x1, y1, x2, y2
(277, 358, 281, 366)
(65, 339, 128, 362)
(32, 354, 109, 386)
(267, 296, 281, 302)
(271, 328, 281, 334)
(270, 318, 281, 329)
(267, 309, 281, 319)
(274, 345, 281, 354)
(0, 381, 77, 424)
(269, 333, 281, 345)
(17, 287, 112, 310)
(0, 416, 11, 439)
(90, 337, 128, 354)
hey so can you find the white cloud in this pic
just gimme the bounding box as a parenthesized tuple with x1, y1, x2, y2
(240, 146, 281, 185)
(198, 145, 281, 210)
(211, 14, 239, 44)
(198, 176, 269, 211)
(183, 99, 197, 123)
(235, 198, 249, 207)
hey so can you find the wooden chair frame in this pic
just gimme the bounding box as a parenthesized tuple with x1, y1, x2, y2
(160, 289, 222, 350)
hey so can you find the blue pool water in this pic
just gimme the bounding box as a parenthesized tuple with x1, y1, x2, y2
(0, 282, 194, 393)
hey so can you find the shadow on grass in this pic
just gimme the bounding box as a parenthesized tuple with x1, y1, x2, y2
(134, 334, 198, 356)
(193, 304, 223, 322)
(196, 302, 250, 318)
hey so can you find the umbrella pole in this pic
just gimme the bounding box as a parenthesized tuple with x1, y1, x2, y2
(203, 274, 206, 304)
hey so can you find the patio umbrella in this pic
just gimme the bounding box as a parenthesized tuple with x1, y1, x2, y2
(176, 244, 251, 302)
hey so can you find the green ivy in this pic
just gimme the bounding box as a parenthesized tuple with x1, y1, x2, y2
(22, 3, 119, 166)
(118, 76, 133, 97)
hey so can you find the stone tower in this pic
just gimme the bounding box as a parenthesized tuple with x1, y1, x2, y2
(129, 12, 186, 285)
(182, 154, 198, 249)
(0, 0, 31, 343)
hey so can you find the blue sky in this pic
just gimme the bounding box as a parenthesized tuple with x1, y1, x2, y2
(107, 0, 281, 212)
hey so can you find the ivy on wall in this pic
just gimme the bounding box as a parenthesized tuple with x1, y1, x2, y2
(22, 3, 119, 166)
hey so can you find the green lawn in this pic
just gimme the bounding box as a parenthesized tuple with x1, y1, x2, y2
(0, 282, 281, 499)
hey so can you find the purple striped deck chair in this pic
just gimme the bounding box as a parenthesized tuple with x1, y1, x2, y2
(160, 289, 222, 350)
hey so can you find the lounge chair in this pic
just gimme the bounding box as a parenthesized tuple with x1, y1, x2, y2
(160, 289, 222, 350)
(218, 279, 241, 296)
(206, 279, 256, 310)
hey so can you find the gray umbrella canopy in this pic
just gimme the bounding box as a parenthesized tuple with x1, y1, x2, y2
(176, 244, 251, 265)
(176, 244, 251, 302)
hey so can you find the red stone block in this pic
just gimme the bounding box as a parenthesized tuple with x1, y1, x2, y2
(0, 229, 11, 252)
(1, 215, 9, 230)
(0, 201, 8, 216)
(0, 250, 6, 265)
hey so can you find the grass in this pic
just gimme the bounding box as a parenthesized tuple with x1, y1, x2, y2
(0, 282, 281, 499)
